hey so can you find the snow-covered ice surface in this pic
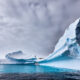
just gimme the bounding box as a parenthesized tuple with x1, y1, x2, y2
(40, 56, 80, 70)
(39, 18, 80, 70)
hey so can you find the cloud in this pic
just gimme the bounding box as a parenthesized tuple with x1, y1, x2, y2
(0, 0, 80, 58)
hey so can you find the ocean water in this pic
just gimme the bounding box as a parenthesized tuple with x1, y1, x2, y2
(0, 64, 75, 73)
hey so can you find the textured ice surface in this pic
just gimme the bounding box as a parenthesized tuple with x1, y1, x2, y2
(39, 18, 80, 70)
(47, 18, 80, 60)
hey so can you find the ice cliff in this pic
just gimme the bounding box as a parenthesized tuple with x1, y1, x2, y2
(39, 18, 80, 70)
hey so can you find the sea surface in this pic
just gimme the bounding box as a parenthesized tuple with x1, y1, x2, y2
(0, 64, 75, 73)
(0, 64, 80, 80)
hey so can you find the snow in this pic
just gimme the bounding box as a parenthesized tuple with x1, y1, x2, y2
(46, 18, 80, 59)
(40, 58, 80, 70)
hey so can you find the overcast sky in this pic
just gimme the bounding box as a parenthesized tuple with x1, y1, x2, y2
(0, 0, 80, 58)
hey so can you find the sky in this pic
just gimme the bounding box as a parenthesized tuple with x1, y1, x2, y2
(0, 0, 80, 58)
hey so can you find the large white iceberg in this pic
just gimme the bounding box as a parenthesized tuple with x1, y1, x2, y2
(42, 18, 80, 61)
(39, 18, 80, 70)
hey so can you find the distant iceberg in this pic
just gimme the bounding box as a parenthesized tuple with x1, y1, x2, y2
(5, 51, 37, 64)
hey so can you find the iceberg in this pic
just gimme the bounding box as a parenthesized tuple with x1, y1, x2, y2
(1, 18, 80, 70)
(42, 18, 80, 60)
(39, 18, 80, 70)
(5, 51, 37, 64)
